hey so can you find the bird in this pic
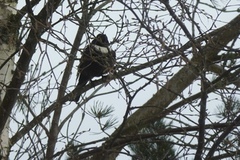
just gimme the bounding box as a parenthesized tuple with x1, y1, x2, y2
(74, 34, 116, 102)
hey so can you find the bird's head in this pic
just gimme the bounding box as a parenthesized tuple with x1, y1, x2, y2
(92, 34, 110, 47)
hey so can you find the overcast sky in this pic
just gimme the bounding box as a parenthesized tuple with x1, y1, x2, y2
(13, 1, 240, 159)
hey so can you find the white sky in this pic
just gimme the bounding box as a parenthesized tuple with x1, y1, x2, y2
(12, 1, 240, 159)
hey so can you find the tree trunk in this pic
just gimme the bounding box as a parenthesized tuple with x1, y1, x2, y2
(0, 1, 17, 159)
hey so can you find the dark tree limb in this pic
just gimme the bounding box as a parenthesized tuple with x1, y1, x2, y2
(0, 0, 62, 133)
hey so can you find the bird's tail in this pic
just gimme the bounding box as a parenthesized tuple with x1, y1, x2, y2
(74, 76, 89, 102)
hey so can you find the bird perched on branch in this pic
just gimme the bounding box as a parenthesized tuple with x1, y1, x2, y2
(74, 34, 116, 102)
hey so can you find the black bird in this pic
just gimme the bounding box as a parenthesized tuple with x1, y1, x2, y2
(75, 34, 116, 102)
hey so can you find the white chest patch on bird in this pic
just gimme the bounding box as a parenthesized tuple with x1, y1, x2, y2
(92, 44, 110, 54)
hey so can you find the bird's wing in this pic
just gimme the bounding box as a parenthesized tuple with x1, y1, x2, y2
(76, 46, 91, 80)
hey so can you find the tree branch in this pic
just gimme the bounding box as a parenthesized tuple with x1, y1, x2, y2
(0, 0, 62, 133)
(90, 14, 240, 160)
